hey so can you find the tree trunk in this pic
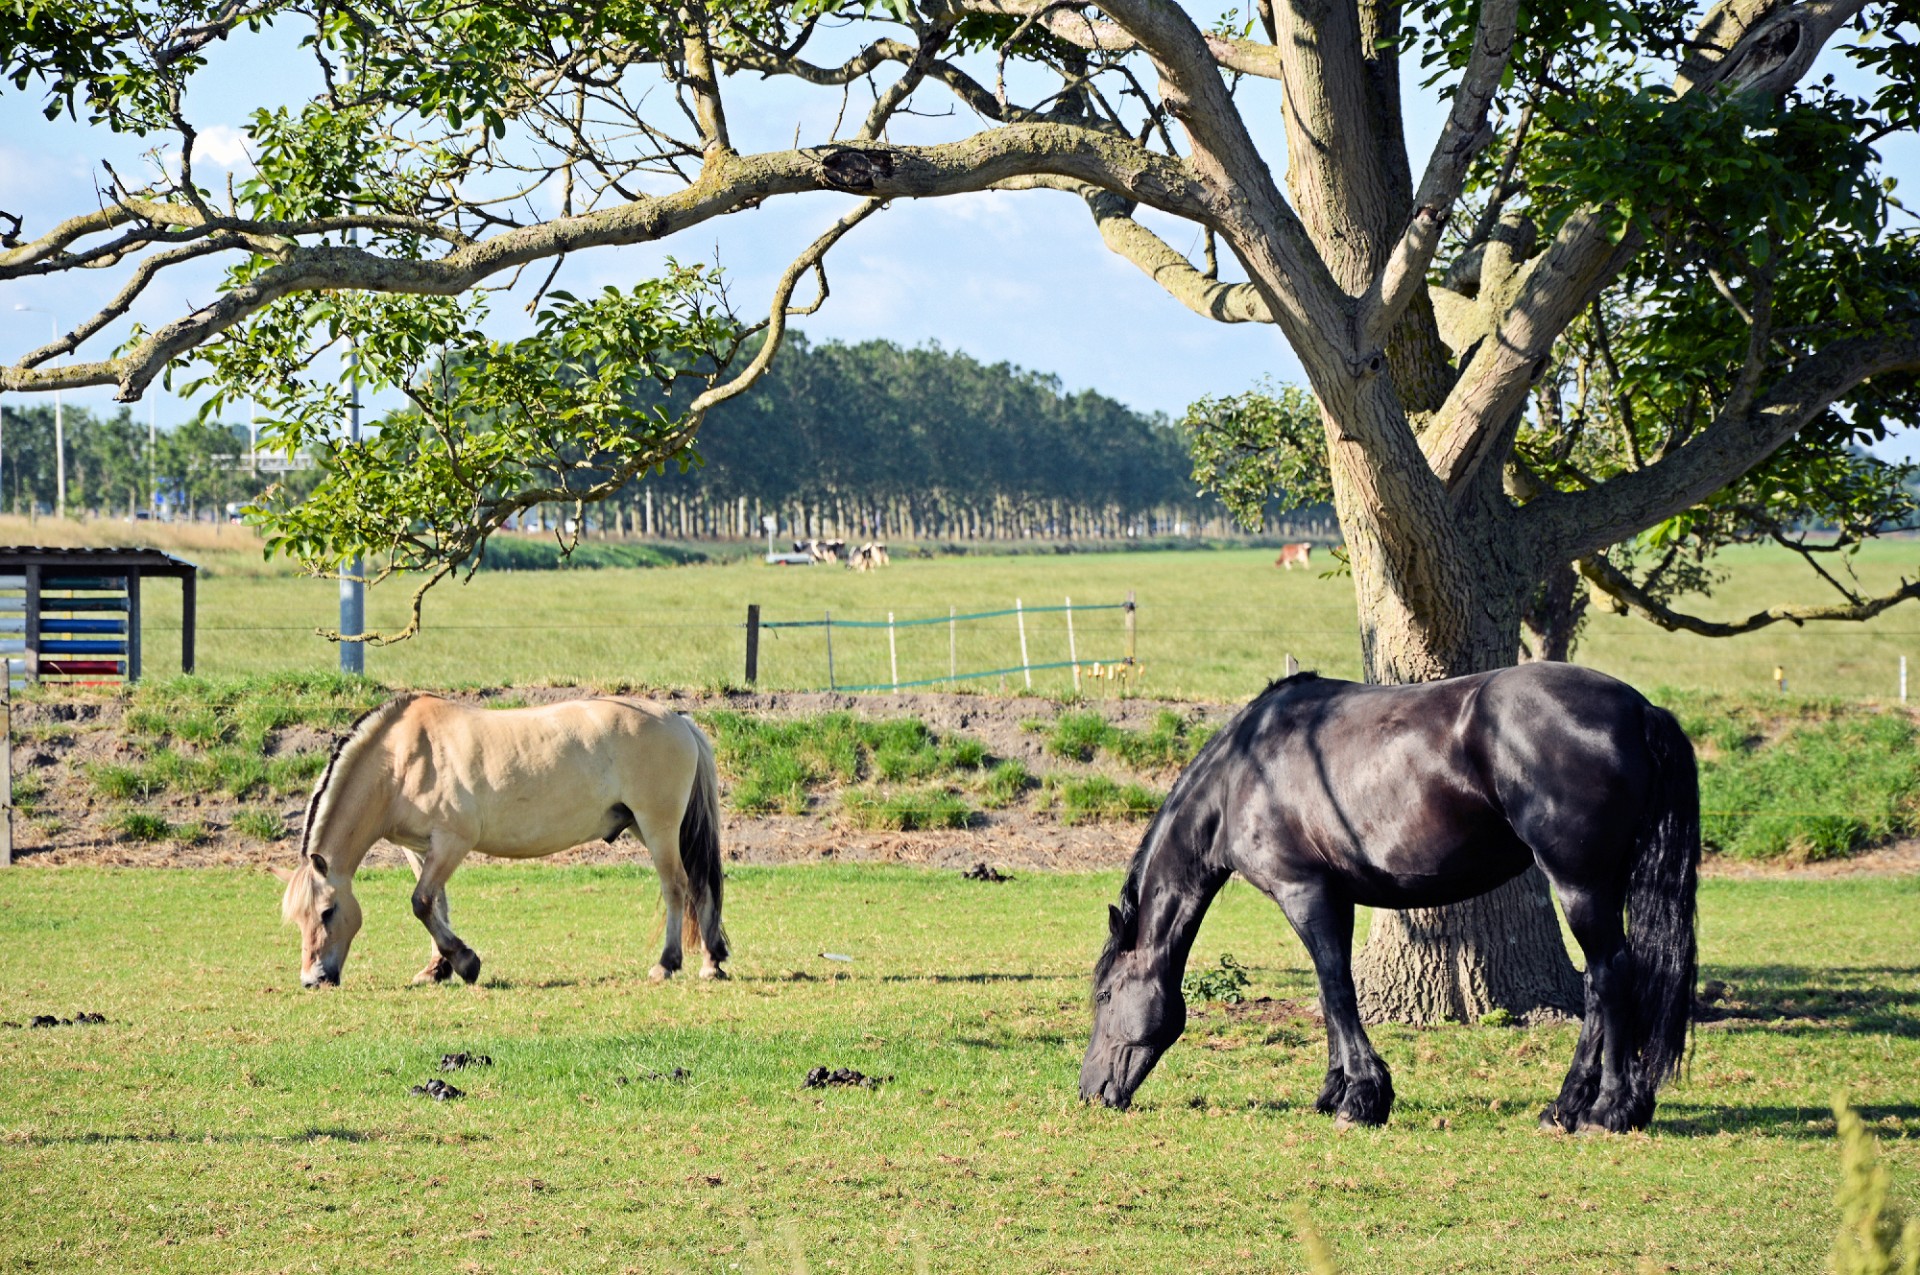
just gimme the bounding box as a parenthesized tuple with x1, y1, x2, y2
(1321, 412, 1585, 1025)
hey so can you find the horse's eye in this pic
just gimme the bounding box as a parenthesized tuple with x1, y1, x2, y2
(1095, 989, 1112, 1004)
(320, 906, 337, 926)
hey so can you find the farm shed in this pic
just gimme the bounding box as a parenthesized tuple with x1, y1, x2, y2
(0, 547, 197, 686)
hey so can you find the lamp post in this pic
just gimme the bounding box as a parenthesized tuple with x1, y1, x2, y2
(339, 230, 365, 675)
(10, 305, 64, 519)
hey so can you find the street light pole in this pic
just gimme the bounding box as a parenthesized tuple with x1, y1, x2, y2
(339, 231, 365, 675)
(11, 306, 64, 519)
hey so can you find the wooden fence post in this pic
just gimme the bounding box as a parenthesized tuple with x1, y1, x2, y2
(744, 604, 760, 686)
(949, 606, 957, 685)
(888, 612, 899, 689)
(1124, 590, 1136, 666)
(1284, 652, 1299, 678)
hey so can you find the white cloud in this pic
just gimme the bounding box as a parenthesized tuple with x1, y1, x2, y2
(192, 124, 256, 173)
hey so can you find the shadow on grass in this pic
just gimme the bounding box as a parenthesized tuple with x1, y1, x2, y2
(878, 972, 1075, 984)
(20, 1125, 488, 1147)
(1656, 1103, 1920, 1139)
(1695, 964, 1920, 1037)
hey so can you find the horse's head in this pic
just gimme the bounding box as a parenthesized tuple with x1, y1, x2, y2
(278, 853, 362, 988)
(1081, 905, 1185, 1110)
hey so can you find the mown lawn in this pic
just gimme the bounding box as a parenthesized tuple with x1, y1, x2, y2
(1, 866, 1915, 1273)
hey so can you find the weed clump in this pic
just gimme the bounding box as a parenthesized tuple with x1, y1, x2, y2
(1183, 953, 1251, 1004)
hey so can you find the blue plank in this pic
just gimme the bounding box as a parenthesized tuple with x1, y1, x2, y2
(39, 618, 127, 635)
(41, 638, 128, 655)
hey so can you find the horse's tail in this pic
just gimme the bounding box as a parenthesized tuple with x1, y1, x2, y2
(679, 717, 728, 963)
(1627, 703, 1700, 1109)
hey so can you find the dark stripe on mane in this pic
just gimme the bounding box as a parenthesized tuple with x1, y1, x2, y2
(1091, 667, 1320, 991)
(297, 693, 430, 861)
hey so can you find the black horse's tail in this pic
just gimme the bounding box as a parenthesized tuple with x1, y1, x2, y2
(1628, 704, 1699, 1106)
(679, 719, 728, 963)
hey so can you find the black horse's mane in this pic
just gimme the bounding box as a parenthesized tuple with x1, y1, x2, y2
(297, 692, 434, 861)
(1092, 670, 1321, 990)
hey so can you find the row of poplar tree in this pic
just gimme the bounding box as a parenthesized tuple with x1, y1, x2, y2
(606, 335, 1274, 543)
(1, 338, 1324, 539)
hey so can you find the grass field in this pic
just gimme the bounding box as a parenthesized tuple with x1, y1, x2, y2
(47, 528, 1919, 701)
(0, 865, 1914, 1273)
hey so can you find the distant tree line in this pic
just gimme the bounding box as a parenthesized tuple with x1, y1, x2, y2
(557, 336, 1322, 543)
(0, 403, 317, 520)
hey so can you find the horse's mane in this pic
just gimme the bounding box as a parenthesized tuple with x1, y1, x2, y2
(1091, 669, 1321, 991)
(297, 693, 435, 864)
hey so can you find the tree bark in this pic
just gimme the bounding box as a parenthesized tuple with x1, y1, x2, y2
(1320, 416, 1585, 1025)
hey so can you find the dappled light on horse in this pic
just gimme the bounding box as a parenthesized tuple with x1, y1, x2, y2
(1083, 664, 1699, 1133)
(277, 694, 727, 988)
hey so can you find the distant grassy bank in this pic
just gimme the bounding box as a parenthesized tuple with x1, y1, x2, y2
(16, 672, 1920, 863)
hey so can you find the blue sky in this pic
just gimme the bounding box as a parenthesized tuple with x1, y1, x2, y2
(4, 13, 1918, 465)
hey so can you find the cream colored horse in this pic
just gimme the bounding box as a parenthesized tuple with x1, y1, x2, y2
(278, 694, 726, 988)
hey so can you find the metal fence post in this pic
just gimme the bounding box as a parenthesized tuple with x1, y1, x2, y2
(1124, 590, 1136, 666)
(949, 606, 956, 685)
(1016, 598, 1031, 690)
(745, 603, 760, 686)
(1, 673, 10, 866)
(824, 610, 836, 691)
(888, 611, 898, 689)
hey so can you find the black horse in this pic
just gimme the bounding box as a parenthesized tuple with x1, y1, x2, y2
(1081, 663, 1698, 1133)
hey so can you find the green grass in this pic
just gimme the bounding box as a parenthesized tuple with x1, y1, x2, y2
(108, 811, 175, 842)
(77, 540, 1920, 700)
(1047, 774, 1165, 824)
(232, 809, 288, 842)
(0, 866, 1914, 1272)
(1654, 690, 1920, 860)
(1046, 708, 1218, 769)
(840, 788, 976, 830)
(704, 711, 993, 818)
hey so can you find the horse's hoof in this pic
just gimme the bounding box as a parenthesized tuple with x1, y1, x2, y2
(452, 949, 482, 985)
(1539, 1105, 1573, 1133)
(1335, 1076, 1393, 1127)
(413, 956, 455, 985)
(699, 964, 728, 981)
(649, 964, 672, 983)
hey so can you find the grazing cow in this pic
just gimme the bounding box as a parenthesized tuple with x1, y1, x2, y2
(795, 538, 845, 564)
(1275, 542, 1312, 570)
(848, 542, 891, 571)
(872, 542, 890, 567)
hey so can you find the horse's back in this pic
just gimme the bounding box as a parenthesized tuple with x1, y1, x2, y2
(386, 696, 700, 856)
(1218, 665, 1661, 905)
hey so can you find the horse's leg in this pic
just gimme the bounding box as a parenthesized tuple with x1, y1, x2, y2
(401, 849, 455, 984)
(1553, 884, 1638, 1133)
(1275, 882, 1395, 1126)
(411, 836, 481, 984)
(634, 811, 694, 982)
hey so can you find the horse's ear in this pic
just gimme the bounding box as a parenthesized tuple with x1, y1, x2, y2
(309, 853, 328, 876)
(268, 864, 295, 883)
(1108, 905, 1135, 946)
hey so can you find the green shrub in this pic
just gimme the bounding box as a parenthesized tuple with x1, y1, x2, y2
(979, 759, 1033, 809)
(11, 771, 45, 812)
(842, 788, 974, 831)
(1182, 953, 1250, 1004)
(1047, 711, 1115, 761)
(89, 763, 160, 801)
(233, 809, 288, 842)
(1054, 775, 1164, 824)
(112, 812, 173, 842)
(266, 752, 329, 795)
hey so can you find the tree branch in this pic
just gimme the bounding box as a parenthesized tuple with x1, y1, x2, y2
(1577, 553, 1920, 636)
(995, 175, 1270, 321)
(1360, 0, 1517, 346)
(1, 126, 1208, 400)
(1534, 326, 1920, 560)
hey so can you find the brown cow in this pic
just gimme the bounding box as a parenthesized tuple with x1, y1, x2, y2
(1275, 542, 1312, 570)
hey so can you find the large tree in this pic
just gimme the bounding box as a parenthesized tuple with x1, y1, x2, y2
(7, 0, 1920, 1021)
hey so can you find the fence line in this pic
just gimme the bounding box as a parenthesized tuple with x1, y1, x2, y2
(746, 594, 1136, 692)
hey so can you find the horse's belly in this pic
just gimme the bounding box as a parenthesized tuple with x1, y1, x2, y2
(1344, 834, 1533, 910)
(473, 804, 620, 858)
